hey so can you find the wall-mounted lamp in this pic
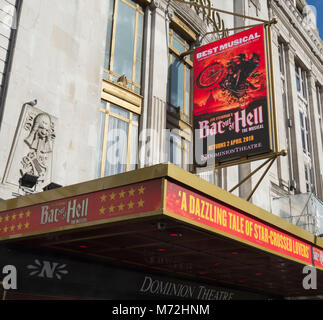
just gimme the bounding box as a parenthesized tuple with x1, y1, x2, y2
(19, 173, 38, 189)
(43, 182, 62, 191)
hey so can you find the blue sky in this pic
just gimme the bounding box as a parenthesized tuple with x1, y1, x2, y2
(306, 0, 323, 38)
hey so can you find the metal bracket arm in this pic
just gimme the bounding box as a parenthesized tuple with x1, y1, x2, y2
(229, 150, 287, 202)
(179, 18, 277, 59)
(173, 0, 277, 24)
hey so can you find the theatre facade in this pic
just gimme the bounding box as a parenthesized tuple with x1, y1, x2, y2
(0, 0, 323, 299)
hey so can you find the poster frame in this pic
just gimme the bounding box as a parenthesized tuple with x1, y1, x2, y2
(193, 22, 280, 171)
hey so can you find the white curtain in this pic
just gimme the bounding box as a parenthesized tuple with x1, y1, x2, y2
(105, 115, 129, 176)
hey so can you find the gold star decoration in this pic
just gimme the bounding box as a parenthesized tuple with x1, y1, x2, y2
(24, 222, 30, 229)
(19, 212, 24, 219)
(138, 186, 145, 195)
(5, 215, 10, 222)
(99, 206, 106, 215)
(128, 201, 134, 209)
(3, 226, 8, 233)
(109, 205, 115, 213)
(110, 192, 116, 200)
(128, 188, 135, 197)
(17, 224, 23, 231)
(0, 216, 3, 223)
(138, 199, 145, 208)
(11, 214, 17, 221)
(118, 203, 125, 211)
(25, 210, 31, 218)
(10, 225, 15, 232)
(100, 194, 107, 202)
(119, 190, 126, 199)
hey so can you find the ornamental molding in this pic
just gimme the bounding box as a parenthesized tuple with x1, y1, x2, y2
(150, 0, 166, 12)
(272, 0, 323, 64)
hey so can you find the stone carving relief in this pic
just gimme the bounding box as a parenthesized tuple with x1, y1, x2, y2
(4, 104, 57, 191)
(21, 112, 56, 183)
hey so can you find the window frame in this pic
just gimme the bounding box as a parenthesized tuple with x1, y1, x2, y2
(304, 163, 315, 193)
(316, 84, 323, 150)
(169, 131, 191, 171)
(278, 42, 285, 76)
(166, 19, 196, 173)
(299, 109, 311, 157)
(316, 84, 322, 118)
(168, 27, 193, 125)
(299, 99, 315, 193)
(104, 0, 145, 94)
(278, 42, 289, 112)
(98, 100, 139, 178)
(295, 63, 308, 101)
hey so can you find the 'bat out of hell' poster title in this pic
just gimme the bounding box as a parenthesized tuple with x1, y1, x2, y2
(194, 25, 272, 165)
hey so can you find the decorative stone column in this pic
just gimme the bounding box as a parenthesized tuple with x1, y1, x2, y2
(269, 25, 283, 187)
(284, 42, 302, 193)
(139, 0, 169, 168)
(307, 70, 323, 198)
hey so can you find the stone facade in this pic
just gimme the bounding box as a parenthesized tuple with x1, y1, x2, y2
(0, 0, 109, 198)
(263, 0, 323, 233)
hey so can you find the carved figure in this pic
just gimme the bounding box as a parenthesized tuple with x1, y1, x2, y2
(21, 112, 55, 183)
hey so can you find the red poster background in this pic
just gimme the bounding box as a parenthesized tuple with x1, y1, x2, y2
(313, 247, 323, 268)
(194, 25, 267, 114)
(194, 25, 272, 164)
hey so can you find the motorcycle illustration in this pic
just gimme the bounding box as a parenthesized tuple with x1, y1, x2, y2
(196, 53, 261, 99)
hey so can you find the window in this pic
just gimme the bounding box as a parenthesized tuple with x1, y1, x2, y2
(196, 170, 215, 184)
(99, 0, 143, 178)
(168, 28, 192, 124)
(317, 85, 323, 149)
(278, 42, 289, 113)
(299, 110, 311, 156)
(317, 85, 322, 116)
(295, 65, 301, 93)
(248, 0, 260, 17)
(278, 42, 285, 76)
(98, 100, 139, 177)
(295, 64, 307, 100)
(104, 0, 144, 94)
(167, 26, 193, 172)
(169, 133, 190, 171)
(304, 164, 314, 193)
(299, 103, 315, 193)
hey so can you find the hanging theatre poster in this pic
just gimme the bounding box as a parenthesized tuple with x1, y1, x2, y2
(194, 25, 277, 167)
